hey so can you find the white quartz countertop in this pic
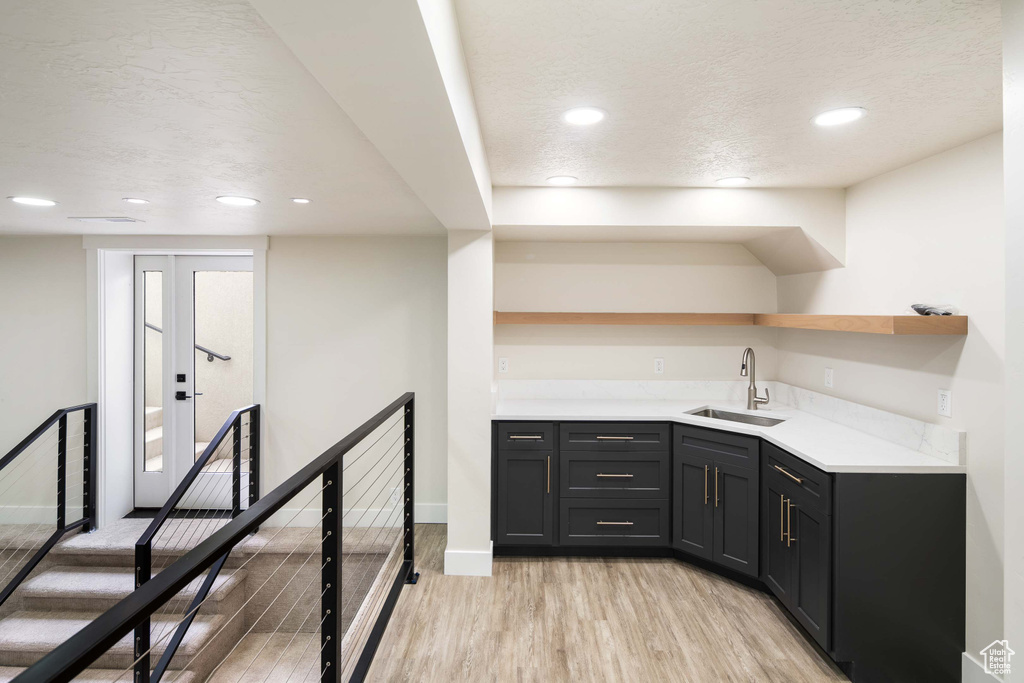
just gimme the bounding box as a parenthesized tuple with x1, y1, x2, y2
(493, 398, 965, 474)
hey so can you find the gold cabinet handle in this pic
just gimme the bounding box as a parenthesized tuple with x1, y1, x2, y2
(773, 465, 804, 484)
(715, 466, 719, 508)
(509, 435, 543, 440)
(596, 473, 633, 478)
(704, 465, 709, 505)
(787, 500, 797, 547)
(546, 455, 551, 494)
(780, 494, 786, 542)
(596, 435, 634, 440)
(596, 521, 634, 526)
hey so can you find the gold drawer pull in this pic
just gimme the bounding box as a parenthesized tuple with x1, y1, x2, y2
(509, 435, 543, 440)
(787, 500, 797, 547)
(596, 473, 634, 478)
(546, 456, 551, 494)
(595, 436, 634, 440)
(596, 521, 634, 526)
(704, 465, 709, 505)
(773, 465, 804, 484)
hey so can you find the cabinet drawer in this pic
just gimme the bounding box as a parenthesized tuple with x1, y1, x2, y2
(497, 422, 554, 450)
(675, 425, 759, 471)
(560, 499, 669, 546)
(561, 451, 668, 499)
(560, 423, 670, 452)
(763, 442, 831, 514)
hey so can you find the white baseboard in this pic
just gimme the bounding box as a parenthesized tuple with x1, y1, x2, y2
(963, 652, 1001, 683)
(0, 506, 56, 525)
(415, 503, 447, 523)
(262, 503, 447, 528)
(444, 541, 493, 576)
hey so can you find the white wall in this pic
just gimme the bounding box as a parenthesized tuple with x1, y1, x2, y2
(1004, 1, 1024, 678)
(494, 241, 778, 380)
(264, 236, 448, 523)
(775, 133, 1004, 669)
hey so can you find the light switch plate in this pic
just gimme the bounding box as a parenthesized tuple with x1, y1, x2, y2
(654, 358, 665, 374)
(937, 389, 952, 417)
(824, 368, 834, 388)
(498, 358, 509, 374)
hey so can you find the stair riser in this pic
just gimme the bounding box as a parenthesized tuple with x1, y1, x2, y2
(22, 578, 244, 616)
(145, 408, 163, 432)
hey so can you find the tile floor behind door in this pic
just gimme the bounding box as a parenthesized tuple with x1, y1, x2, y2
(367, 525, 847, 682)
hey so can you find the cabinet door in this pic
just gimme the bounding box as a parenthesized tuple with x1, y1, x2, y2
(673, 452, 714, 560)
(762, 471, 795, 606)
(790, 499, 831, 650)
(495, 451, 554, 545)
(712, 461, 759, 577)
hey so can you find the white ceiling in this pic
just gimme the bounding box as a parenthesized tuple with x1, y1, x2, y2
(0, 0, 443, 235)
(455, 0, 1002, 188)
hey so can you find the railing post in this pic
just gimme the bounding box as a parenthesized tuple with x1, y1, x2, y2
(322, 463, 342, 682)
(404, 398, 417, 583)
(83, 404, 97, 530)
(134, 541, 151, 683)
(56, 414, 67, 530)
(249, 407, 260, 508)
(232, 417, 242, 517)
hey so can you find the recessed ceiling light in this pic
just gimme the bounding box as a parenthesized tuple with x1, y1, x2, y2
(291, 198, 311, 204)
(563, 107, 606, 125)
(812, 107, 866, 127)
(216, 196, 259, 206)
(122, 197, 149, 205)
(546, 176, 578, 186)
(716, 177, 750, 187)
(9, 196, 57, 207)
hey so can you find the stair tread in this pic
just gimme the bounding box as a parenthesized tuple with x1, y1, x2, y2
(145, 426, 162, 442)
(0, 667, 195, 683)
(20, 565, 245, 601)
(0, 611, 223, 656)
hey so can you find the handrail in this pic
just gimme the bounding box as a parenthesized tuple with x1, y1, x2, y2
(17, 392, 415, 683)
(144, 322, 231, 362)
(134, 404, 260, 683)
(0, 403, 97, 611)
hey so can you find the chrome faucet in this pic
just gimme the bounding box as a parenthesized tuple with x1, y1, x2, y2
(740, 347, 770, 410)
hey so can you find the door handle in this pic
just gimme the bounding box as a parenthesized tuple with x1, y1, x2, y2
(714, 466, 719, 508)
(787, 500, 797, 547)
(175, 391, 192, 401)
(704, 465, 709, 505)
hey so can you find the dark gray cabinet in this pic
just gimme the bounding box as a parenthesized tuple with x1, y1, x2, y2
(760, 444, 832, 651)
(494, 450, 554, 545)
(673, 426, 759, 577)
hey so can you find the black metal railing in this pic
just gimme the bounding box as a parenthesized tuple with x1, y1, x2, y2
(134, 404, 260, 683)
(144, 322, 231, 362)
(0, 403, 97, 610)
(15, 393, 416, 683)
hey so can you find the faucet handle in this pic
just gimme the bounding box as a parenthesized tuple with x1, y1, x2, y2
(755, 387, 770, 405)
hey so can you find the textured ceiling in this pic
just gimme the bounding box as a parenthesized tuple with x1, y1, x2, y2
(455, 0, 1002, 188)
(0, 0, 443, 235)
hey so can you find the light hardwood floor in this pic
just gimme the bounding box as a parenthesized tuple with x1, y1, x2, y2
(367, 525, 848, 682)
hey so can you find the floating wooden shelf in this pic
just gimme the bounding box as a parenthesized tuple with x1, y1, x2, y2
(493, 312, 754, 326)
(494, 311, 968, 336)
(752, 314, 968, 335)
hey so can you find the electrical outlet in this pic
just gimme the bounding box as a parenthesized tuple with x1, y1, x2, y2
(937, 389, 952, 417)
(654, 358, 665, 374)
(498, 357, 509, 373)
(824, 368, 834, 388)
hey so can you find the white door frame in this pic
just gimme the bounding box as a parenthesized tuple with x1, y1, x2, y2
(84, 236, 268, 528)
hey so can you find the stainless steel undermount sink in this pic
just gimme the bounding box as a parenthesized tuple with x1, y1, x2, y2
(686, 407, 786, 427)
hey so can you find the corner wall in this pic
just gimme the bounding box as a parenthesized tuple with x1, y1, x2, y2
(775, 132, 1004, 666)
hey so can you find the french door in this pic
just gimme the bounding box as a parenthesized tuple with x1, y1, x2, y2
(134, 255, 254, 508)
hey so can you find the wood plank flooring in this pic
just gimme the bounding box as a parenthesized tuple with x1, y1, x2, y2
(367, 525, 848, 683)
